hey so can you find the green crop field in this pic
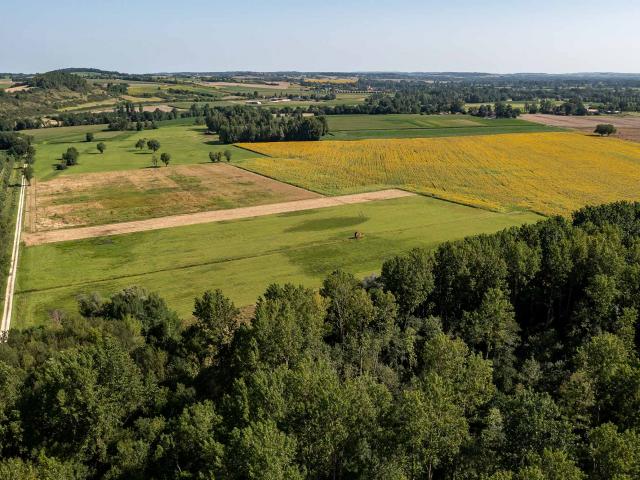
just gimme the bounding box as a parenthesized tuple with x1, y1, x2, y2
(13, 195, 542, 328)
(29, 121, 264, 181)
(324, 114, 561, 140)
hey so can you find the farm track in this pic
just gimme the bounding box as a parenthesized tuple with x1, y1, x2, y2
(23, 189, 415, 246)
(1, 167, 26, 339)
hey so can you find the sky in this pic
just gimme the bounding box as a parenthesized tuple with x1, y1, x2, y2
(2, 0, 639, 74)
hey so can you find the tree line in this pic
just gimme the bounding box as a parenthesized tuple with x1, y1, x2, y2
(205, 107, 328, 143)
(0, 133, 35, 301)
(1, 201, 640, 478)
(467, 102, 521, 118)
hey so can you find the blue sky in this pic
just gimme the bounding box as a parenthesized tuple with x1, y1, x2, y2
(2, 0, 639, 73)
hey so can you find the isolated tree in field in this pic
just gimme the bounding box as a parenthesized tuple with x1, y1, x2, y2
(96, 142, 106, 154)
(209, 151, 222, 163)
(135, 138, 146, 150)
(62, 146, 79, 166)
(23, 164, 33, 185)
(147, 139, 160, 153)
(85, 132, 94, 142)
(223, 149, 232, 162)
(595, 124, 616, 136)
(161, 152, 171, 167)
(151, 154, 159, 168)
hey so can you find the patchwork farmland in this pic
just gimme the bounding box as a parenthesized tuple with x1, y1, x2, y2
(3, 58, 640, 477)
(9, 110, 640, 328)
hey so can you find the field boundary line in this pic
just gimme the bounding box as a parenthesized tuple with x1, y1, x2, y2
(23, 189, 415, 246)
(1, 166, 26, 341)
(232, 144, 272, 157)
(330, 123, 548, 133)
(231, 162, 330, 196)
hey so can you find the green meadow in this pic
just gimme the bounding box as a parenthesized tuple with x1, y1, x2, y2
(14, 195, 542, 328)
(29, 120, 264, 181)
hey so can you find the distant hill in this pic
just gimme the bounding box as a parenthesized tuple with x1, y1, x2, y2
(28, 71, 89, 91)
(53, 67, 122, 76)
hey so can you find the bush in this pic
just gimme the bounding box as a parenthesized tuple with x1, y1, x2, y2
(61, 147, 79, 166)
(594, 124, 617, 136)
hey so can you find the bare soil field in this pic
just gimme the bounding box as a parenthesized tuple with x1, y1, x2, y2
(201, 81, 292, 89)
(5, 84, 31, 93)
(25, 163, 321, 232)
(23, 189, 414, 245)
(121, 94, 165, 103)
(522, 113, 640, 142)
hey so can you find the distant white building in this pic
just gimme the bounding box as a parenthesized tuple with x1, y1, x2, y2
(246, 100, 262, 105)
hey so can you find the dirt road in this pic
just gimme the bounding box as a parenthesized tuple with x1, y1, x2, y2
(23, 189, 415, 246)
(1, 168, 26, 339)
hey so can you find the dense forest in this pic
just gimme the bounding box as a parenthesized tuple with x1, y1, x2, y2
(1, 202, 639, 479)
(28, 71, 89, 92)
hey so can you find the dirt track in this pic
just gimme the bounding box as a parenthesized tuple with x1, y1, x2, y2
(522, 113, 640, 142)
(1, 168, 26, 338)
(23, 189, 415, 246)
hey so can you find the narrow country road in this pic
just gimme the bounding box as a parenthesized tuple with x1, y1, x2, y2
(1, 167, 26, 341)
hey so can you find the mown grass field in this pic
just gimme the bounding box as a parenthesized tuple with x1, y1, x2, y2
(29, 121, 263, 181)
(57, 98, 119, 112)
(238, 132, 640, 215)
(324, 114, 560, 140)
(14, 196, 542, 328)
(28, 163, 319, 230)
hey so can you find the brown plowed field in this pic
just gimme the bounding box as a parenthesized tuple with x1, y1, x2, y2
(522, 113, 640, 142)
